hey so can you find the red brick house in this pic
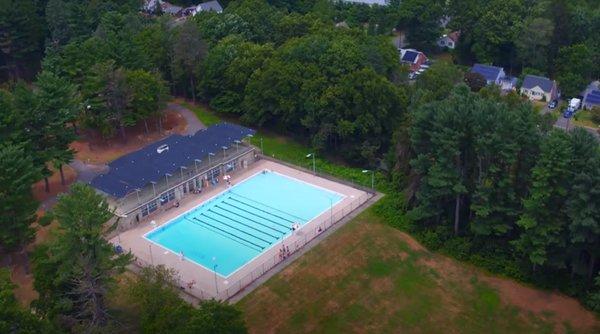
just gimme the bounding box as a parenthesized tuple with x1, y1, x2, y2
(400, 49, 428, 72)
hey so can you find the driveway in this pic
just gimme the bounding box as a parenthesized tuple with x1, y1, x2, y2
(168, 102, 206, 135)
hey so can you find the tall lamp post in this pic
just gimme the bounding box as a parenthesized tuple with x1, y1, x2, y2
(212, 257, 219, 296)
(362, 169, 374, 190)
(306, 153, 316, 175)
(208, 152, 215, 166)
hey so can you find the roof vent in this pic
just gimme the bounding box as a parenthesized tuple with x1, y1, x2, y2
(156, 144, 169, 154)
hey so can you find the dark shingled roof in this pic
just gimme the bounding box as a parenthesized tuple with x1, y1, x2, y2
(470, 64, 503, 83)
(522, 75, 555, 93)
(585, 90, 600, 105)
(401, 50, 419, 63)
(90, 123, 255, 198)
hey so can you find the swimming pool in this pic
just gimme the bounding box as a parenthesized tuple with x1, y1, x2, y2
(145, 170, 344, 276)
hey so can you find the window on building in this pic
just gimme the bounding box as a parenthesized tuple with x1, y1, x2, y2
(207, 167, 220, 181)
(142, 200, 158, 217)
(160, 189, 176, 205)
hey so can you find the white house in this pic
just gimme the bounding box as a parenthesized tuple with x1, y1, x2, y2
(520, 75, 559, 102)
(437, 31, 460, 49)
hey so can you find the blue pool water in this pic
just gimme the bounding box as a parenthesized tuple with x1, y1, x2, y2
(145, 171, 344, 276)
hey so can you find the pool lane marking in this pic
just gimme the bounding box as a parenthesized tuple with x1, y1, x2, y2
(218, 201, 292, 230)
(192, 216, 267, 250)
(198, 213, 273, 246)
(212, 205, 288, 235)
(228, 196, 303, 224)
(228, 191, 309, 222)
(184, 216, 263, 252)
(206, 208, 281, 240)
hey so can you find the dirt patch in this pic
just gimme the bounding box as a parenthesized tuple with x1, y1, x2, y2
(32, 164, 77, 203)
(483, 276, 599, 334)
(72, 110, 187, 164)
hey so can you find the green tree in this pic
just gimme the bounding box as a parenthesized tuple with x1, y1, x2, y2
(0, 0, 44, 80)
(201, 36, 273, 114)
(556, 44, 597, 97)
(514, 130, 573, 270)
(463, 72, 486, 92)
(566, 129, 600, 280)
(415, 61, 464, 101)
(470, 0, 524, 65)
(31, 183, 131, 332)
(126, 69, 169, 134)
(398, 0, 445, 50)
(34, 71, 80, 186)
(0, 268, 54, 333)
(0, 144, 40, 251)
(515, 17, 554, 72)
(126, 265, 247, 334)
(172, 20, 208, 102)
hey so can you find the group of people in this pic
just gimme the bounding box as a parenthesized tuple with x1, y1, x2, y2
(278, 245, 291, 260)
(223, 174, 232, 187)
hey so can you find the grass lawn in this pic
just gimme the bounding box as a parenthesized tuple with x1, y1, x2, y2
(178, 100, 221, 126)
(573, 109, 600, 128)
(238, 208, 597, 334)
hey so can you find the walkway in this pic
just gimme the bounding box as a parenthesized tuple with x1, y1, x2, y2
(168, 102, 206, 135)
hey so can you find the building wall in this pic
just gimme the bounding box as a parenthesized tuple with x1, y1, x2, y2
(114, 147, 258, 231)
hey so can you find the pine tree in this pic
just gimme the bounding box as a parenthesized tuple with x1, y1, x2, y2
(32, 184, 131, 332)
(0, 144, 40, 251)
(514, 130, 573, 270)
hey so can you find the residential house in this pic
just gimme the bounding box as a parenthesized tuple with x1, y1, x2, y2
(582, 81, 600, 110)
(470, 64, 506, 85)
(193, 0, 223, 14)
(437, 31, 460, 49)
(161, 2, 183, 15)
(339, 0, 389, 5)
(520, 75, 559, 102)
(400, 49, 428, 72)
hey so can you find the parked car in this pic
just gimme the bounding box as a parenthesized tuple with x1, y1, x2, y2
(548, 99, 558, 109)
(563, 109, 574, 118)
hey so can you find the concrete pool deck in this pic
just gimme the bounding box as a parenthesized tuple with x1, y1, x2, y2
(113, 159, 372, 301)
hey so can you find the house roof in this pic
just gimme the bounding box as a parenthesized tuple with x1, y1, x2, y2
(162, 3, 182, 15)
(400, 49, 425, 64)
(90, 123, 255, 198)
(470, 64, 503, 82)
(340, 0, 389, 5)
(584, 90, 600, 106)
(447, 31, 460, 42)
(522, 75, 555, 93)
(196, 0, 223, 13)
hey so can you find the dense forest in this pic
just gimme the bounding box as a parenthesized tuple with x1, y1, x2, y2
(1, 0, 599, 332)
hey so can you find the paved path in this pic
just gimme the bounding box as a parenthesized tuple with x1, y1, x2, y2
(168, 102, 206, 135)
(554, 116, 599, 139)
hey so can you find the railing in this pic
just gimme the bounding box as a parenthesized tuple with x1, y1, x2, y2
(132, 190, 372, 301)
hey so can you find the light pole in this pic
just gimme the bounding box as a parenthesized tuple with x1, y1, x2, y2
(222, 146, 227, 159)
(362, 169, 374, 190)
(212, 257, 219, 295)
(260, 137, 264, 154)
(180, 166, 187, 181)
(306, 153, 316, 175)
(234, 140, 241, 153)
(165, 173, 172, 187)
(208, 152, 215, 166)
(194, 159, 201, 174)
(151, 181, 157, 196)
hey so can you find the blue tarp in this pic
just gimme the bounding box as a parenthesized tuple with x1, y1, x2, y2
(90, 123, 255, 198)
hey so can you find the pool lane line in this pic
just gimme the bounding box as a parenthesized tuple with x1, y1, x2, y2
(228, 196, 302, 225)
(184, 216, 263, 252)
(218, 201, 292, 230)
(206, 208, 281, 240)
(192, 216, 267, 250)
(212, 205, 288, 235)
(228, 191, 309, 222)
(198, 213, 274, 246)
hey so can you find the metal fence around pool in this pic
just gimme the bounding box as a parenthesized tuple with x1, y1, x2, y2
(132, 190, 372, 301)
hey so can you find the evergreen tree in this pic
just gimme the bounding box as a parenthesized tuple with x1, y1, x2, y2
(514, 130, 573, 270)
(0, 144, 40, 251)
(32, 183, 131, 332)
